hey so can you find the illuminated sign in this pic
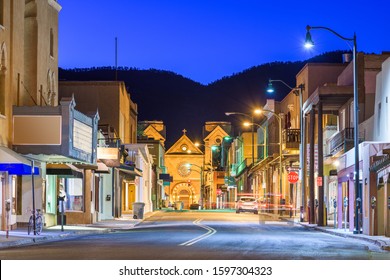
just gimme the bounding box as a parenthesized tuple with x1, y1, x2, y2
(73, 120, 92, 153)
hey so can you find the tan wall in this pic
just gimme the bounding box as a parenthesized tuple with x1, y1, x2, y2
(0, 0, 60, 147)
(0, 0, 24, 146)
(241, 132, 257, 164)
(296, 63, 346, 102)
(59, 81, 137, 144)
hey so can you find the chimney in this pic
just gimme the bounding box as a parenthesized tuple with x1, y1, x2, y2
(342, 53, 352, 63)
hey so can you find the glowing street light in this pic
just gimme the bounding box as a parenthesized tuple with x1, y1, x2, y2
(225, 112, 255, 165)
(305, 25, 360, 233)
(266, 79, 306, 221)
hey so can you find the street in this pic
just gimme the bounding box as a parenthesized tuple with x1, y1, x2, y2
(0, 211, 389, 260)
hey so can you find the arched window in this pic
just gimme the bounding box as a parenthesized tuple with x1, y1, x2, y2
(0, 43, 7, 115)
(0, 0, 4, 27)
(50, 28, 54, 57)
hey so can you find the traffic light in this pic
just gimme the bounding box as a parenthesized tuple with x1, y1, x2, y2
(211, 145, 222, 169)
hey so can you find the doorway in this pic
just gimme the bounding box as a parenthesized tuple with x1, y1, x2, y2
(122, 182, 135, 213)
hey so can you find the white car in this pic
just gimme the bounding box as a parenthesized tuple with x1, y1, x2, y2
(236, 196, 258, 214)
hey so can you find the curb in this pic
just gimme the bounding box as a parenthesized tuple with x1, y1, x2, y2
(0, 228, 111, 249)
(306, 225, 390, 251)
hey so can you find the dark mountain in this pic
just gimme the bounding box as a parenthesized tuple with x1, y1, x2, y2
(58, 50, 349, 147)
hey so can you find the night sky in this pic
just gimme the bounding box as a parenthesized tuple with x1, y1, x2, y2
(59, 0, 390, 85)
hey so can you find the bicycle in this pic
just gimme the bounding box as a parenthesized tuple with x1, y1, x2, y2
(27, 209, 43, 235)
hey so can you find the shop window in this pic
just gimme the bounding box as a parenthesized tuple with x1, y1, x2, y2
(11, 176, 20, 215)
(46, 175, 57, 214)
(61, 178, 84, 212)
(95, 176, 100, 212)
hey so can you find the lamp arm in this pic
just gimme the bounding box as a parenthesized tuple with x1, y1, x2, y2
(261, 109, 282, 121)
(307, 25, 354, 42)
(226, 112, 251, 118)
(269, 79, 294, 90)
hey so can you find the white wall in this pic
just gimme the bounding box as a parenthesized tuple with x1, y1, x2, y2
(99, 172, 114, 220)
(373, 58, 390, 141)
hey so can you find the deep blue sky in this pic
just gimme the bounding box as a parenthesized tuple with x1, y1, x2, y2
(59, 0, 389, 85)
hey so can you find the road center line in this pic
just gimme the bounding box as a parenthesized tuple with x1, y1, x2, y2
(179, 219, 217, 246)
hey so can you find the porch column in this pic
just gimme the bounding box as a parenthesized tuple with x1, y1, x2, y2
(309, 107, 315, 224)
(349, 178, 355, 231)
(338, 181, 343, 229)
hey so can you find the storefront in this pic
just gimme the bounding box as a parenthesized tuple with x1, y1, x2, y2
(369, 151, 390, 237)
(0, 146, 40, 230)
(12, 96, 99, 226)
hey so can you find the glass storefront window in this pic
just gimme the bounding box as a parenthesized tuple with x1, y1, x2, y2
(46, 175, 57, 214)
(62, 178, 84, 212)
(11, 176, 16, 214)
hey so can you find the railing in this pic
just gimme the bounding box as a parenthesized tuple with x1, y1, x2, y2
(328, 128, 354, 155)
(282, 128, 300, 150)
(97, 137, 121, 148)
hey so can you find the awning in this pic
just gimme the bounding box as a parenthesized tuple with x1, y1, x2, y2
(46, 163, 83, 178)
(95, 162, 110, 174)
(0, 146, 40, 175)
(117, 164, 143, 177)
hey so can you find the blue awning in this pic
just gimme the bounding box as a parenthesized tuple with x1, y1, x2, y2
(0, 146, 40, 175)
(0, 163, 39, 175)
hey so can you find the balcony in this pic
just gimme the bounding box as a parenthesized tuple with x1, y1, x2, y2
(282, 128, 300, 150)
(328, 128, 358, 155)
(234, 158, 253, 177)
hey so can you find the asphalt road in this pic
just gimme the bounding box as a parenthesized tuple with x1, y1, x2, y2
(1, 211, 389, 260)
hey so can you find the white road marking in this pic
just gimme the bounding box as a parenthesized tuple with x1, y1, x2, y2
(264, 221, 290, 225)
(179, 218, 217, 246)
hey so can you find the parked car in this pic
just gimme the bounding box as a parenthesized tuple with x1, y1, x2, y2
(236, 196, 258, 214)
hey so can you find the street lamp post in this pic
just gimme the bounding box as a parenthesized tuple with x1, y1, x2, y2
(194, 142, 220, 209)
(254, 109, 283, 202)
(225, 112, 255, 166)
(305, 25, 361, 234)
(267, 80, 305, 221)
(185, 163, 204, 209)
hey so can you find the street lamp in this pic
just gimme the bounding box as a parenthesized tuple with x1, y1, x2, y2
(305, 25, 360, 234)
(243, 122, 267, 160)
(254, 108, 283, 201)
(193, 142, 220, 209)
(225, 112, 255, 166)
(267, 79, 305, 221)
(185, 163, 204, 209)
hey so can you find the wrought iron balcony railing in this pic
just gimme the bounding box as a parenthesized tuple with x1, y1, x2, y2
(328, 128, 355, 155)
(282, 128, 300, 150)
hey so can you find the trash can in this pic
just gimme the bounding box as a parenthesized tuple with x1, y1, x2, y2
(132, 202, 145, 219)
(175, 201, 183, 211)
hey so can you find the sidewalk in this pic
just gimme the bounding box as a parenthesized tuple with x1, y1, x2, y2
(278, 214, 390, 251)
(0, 213, 150, 249)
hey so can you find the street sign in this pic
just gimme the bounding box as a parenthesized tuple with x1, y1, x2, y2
(317, 176, 323, 186)
(287, 172, 299, 184)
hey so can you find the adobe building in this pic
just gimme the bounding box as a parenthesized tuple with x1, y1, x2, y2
(165, 129, 203, 209)
(0, 0, 62, 230)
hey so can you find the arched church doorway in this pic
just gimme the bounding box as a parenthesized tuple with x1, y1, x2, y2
(171, 182, 196, 209)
